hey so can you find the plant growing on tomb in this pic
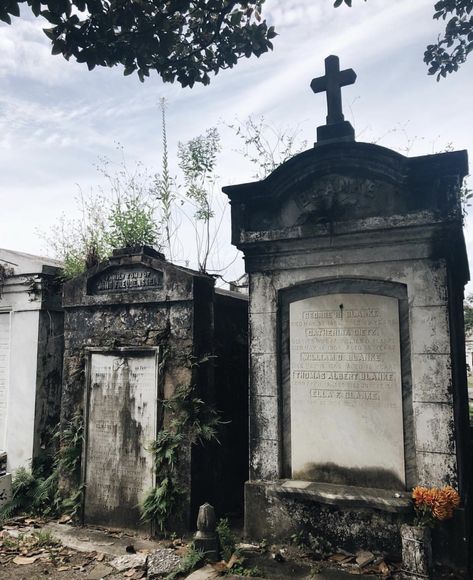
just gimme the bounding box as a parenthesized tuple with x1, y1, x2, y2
(177, 127, 222, 272)
(41, 112, 233, 277)
(216, 517, 236, 562)
(165, 543, 205, 580)
(141, 383, 222, 532)
(0, 412, 84, 522)
(38, 152, 161, 279)
(155, 98, 178, 262)
(227, 115, 308, 179)
(411, 485, 461, 527)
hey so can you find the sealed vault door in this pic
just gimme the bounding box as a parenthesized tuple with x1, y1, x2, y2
(83, 350, 159, 528)
(289, 293, 405, 489)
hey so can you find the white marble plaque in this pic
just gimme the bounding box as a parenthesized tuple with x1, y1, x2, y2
(289, 293, 405, 488)
(84, 352, 158, 528)
(0, 313, 10, 450)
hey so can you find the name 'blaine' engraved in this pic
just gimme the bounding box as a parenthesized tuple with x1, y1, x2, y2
(293, 370, 394, 381)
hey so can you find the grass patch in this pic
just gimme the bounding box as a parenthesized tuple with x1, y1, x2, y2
(165, 543, 205, 579)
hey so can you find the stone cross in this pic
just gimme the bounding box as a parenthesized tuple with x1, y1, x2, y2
(311, 55, 356, 125)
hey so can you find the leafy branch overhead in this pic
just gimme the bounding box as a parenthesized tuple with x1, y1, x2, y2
(0, 0, 276, 85)
(335, 0, 472, 78)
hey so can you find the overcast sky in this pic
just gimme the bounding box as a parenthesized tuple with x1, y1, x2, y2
(1, 0, 472, 285)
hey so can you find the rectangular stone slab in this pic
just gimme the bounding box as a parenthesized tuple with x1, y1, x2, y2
(0, 312, 10, 451)
(84, 351, 158, 528)
(289, 293, 405, 489)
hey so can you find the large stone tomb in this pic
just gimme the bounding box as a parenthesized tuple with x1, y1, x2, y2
(61, 246, 249, 532)
(224, 139, 470, 568)
(0, 249, 63, 472)
(83, 350, 158, 528)
(0, 312, 10, 448)
(289, 293, 404, 488)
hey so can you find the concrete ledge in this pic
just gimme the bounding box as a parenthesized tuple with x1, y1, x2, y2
(275, 480, 411, 513)
(245, 480, 410, 553)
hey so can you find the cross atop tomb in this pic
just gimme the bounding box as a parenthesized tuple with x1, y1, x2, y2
(310, 55, 356, 144)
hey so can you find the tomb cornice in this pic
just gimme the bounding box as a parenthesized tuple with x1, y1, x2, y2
(252, 480, 412, 514)
(241, 224, 467, 277)
(224, 145, 468, 255)
(223, 143, 468, 206)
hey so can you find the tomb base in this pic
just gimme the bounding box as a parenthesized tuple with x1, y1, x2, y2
(245, 480, 411, 554)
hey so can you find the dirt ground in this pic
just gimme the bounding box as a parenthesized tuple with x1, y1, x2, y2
(0, 518, 394, 580)
(0, 517, 466, 580)
(0, 518, 154, 580)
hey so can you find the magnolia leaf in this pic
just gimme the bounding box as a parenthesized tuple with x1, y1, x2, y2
(13, 555, 40, 565)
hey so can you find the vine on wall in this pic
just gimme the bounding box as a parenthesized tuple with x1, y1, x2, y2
(141, 382, 221, 532)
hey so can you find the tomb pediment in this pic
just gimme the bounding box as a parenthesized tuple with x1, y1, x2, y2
(223, 142, 468, 243)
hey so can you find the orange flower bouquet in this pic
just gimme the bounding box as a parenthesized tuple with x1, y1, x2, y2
(412, 485, 460, 527)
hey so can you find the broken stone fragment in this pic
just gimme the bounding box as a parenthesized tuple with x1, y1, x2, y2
(109, 553, 147, 572)
(147, 548, 181, 578)
(355, 550, 375, 568)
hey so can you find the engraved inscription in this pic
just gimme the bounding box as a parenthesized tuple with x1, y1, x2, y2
(289, 293, 405, 487)
(297, 176, 376, 210)
(90, 267, 163, 294)
(84, 353, 158, 528)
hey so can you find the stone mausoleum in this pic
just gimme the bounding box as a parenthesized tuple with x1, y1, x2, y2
(61, 246, 248, 532)
(224, 56, 471, 569)
(0, 248, 63, 473)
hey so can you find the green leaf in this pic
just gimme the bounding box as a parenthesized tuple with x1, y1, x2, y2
(6, 2, 20, 17)
(51, 39, 65, 55)
(0, 11, 12, 24)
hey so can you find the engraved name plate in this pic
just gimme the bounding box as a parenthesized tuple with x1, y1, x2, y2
(84, 352, 158, 528)
(89, 267, 163, 294)
(289, 293, 405, 489)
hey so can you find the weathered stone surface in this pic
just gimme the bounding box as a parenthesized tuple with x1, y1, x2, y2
(250, 353, 278, 397)
(61, 245, 249, 535)
(245, 480, 409, 553)
(411, 353, 453, 403)
(249, 312, 277, 355)
(416, 451, 458, 488)
(249, 273, 277, 315)
(83, 351, 158, 529)
(250, 438, 279, 481)
(401, 524, 432, 579)
(289, 292, 405, 489)
(109, 553, 147, 571)
(0, 249, 63, 473)
(224, 125, 470, 570)
(413, 402, 455, 454)
(147, 548, 181, 578)
(0, 473, 12, 507)
(410, 306, 450, 355)
(251, 395, 278, 441)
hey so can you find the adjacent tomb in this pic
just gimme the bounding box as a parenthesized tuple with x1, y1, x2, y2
(61, 246, 248, 531)
(0, 248, 63, 472)
(223, 56, 471, 567)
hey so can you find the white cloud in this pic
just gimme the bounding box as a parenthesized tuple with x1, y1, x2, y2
(0, 0, 472, 285)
